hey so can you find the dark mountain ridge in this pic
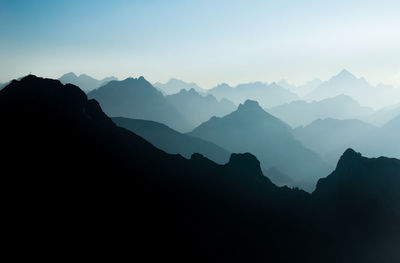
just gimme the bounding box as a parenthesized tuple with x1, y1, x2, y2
(87, 76, 193, 132)
(1, 76, 399, 262)
(189, 99, 331, 190)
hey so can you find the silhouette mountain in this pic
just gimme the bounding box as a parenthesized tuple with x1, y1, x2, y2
(278, 78, 323, 97)
(269, 94, 374, 127)
(59, 72, 117, 91)
(87, 77, 193, 132)
(154, 78, 205, 95)
(189, 99, 331, 190)
(353, 113, 400, 159)
(294, 118, 378, 165)
(305, 69, 400, 108)
(367, 102, 400, 126)
(312, 149, 400, 261)
(1, 76, 399, 262)
(208, 81, 298, 108)
(112, 117, 230, 164)
(165, 88, 236, 127)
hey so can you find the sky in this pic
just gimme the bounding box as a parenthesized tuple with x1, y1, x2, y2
(1, 0, 400, 88)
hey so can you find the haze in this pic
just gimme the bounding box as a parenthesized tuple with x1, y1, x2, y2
(1, 0, 400, 88)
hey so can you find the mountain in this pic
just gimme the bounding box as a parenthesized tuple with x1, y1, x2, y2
(1, 76, 399, 262)
(87, 77, 193, 132)
(165, 88, 236, 127)
(311, 149, 400, 262)
(269, 94, 374, 127)
(294, 118, 378, 165)
(305, 69, 400, 108)
(353, 114, 400, 159)
(278, 78, 323, 97)
(208, 81, 299, 108)
(189, 100, 331, 190)
(154, 78, 205, 95)
(112, 117, 230, 164)
(366, 102, 400, 126)
(59, 72, 117, 91)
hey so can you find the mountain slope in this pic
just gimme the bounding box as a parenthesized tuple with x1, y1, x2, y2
(154, 78, 205, 95)
(189, 100, 331, 190)
(208, 82, 298, 108)
(87, 77, 193, 132)
(166, 88, 236, 127)
(1, 76, 399, 262)
(112, 117, 230, 164)
(305, 69, 400, 108)
(294, 118, 377, 165)
(269, 94, 374, 127)
(59, 72, 117, 91)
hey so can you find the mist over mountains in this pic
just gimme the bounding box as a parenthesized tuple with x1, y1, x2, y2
(189, 100, 331, 190)
(1, 75, 399, 262)
(208, 81, 299, 108)
(305, 69, 400, 109)
(59, 72, 117, 92)
(269, 94, 374, 127)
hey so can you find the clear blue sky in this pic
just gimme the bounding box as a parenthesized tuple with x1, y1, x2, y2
(1, 0, 400, 88)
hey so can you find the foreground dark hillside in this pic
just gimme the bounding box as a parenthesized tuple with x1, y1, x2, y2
(1, 76, 399, 262)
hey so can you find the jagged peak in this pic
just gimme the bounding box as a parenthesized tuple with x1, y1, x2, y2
(60, 72, 78, 78)
(238, 100, 262, 111)
(331, 69, 357, 81)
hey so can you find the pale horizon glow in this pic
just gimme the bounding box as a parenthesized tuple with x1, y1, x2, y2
(1, 0, 400, 89)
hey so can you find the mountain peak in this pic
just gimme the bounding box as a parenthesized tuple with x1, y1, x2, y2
(334, 69, 357, 80)
(238, 100, 262, 111)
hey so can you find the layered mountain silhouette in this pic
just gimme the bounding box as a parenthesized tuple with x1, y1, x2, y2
(1, 76, 399, 262)
(278, 78, 323, 97)
(294, 118, 378, 165)
(353, 113, 400, 159)
(269, 94, 374, 127)
(304, 69, 400, 108)
(59, 72, 117, 91)
(367, 102, 400, 126)
(189, 99, 331, 190)
(87, 77, 193, 132)
(165, 88, 236, 127)
(153, 78, 205, 95)
(208, 81, 298, 108)
(112, 117, 230, 164)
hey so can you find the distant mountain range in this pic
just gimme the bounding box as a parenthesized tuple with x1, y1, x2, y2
(112, 117, 230, 164)
(304, 69, 400, 108)
(1, 75, 399, 262)
(278, 78, 323, 97)
(59, 72, 117, 91)
(87, 77, 193, 132)
(154, 78, 206, 95)
(366, 102, 400, 126)
(294, 118, 378, 165)
(189, 100, 331, 190)
(269, 94, 374, 127)
(166, 88, 236, 127)
(294, 116, 400, 165)
(207, 81, 299, 108)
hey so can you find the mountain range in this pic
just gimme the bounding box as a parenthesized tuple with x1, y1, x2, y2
(207, 81, 299, 108)
(154, 78, 206, 95)
(304, 69, 400, 108)
(294, 115, 400, 165)
(189, 99, 331, 190)
(112, 117, 230, 164)
(59, 72, 117, 92)
(269, 94, 374, 127)
(165, 88, 236, 127)
(87, 77, 193, 132)
(1, 75, 399, 262)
